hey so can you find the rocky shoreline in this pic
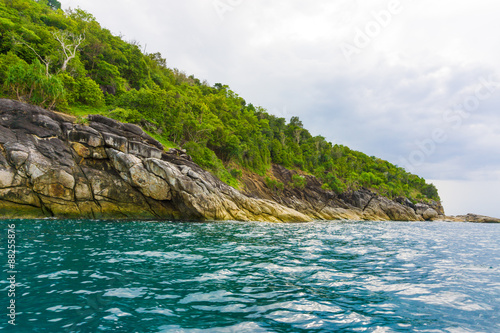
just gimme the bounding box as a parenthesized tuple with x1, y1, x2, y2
(0, 99, 497, 223)
(441, 214, 500, 223)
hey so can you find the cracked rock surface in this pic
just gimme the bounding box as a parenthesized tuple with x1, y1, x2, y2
(0, 99, 310, 221)
(0, 99, 445, 222)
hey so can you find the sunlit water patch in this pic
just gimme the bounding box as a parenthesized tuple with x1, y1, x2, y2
(0, 220, 499, 332)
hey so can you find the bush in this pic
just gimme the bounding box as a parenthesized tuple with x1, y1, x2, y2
(265, 177, 284, 192)
(58, 74, 104, 108)
(58, 72, 78, 105)
(6, 60, 65, 109)
(322, 173, 346, 194)
(0, 52, 24, 86)
(108, 107, 143, 124)
(230, 168, 242, 179)
(183, 141, 238, 188)
(115, 86, 167, 120)
(290, 174, 307, 189)
(77, 76, 105, 106)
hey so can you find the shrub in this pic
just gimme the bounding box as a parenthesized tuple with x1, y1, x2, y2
(58, 72, 78, 105)
(108, 107, 143, 124)
(77, 76, 105, 106)
(322, 173, 346, 194)
(0, 52, 24, 86)
(230, 168, 242, 179)
(290, 174, 307, 189)
(183, 141, 238, 188)
(6, 60, 65, 109)
(321, 183, 331, 191)
(265, 177, 284, 192)
(115, 86, 167, 120)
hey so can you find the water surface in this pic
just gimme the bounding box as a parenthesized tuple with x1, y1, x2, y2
(1, 219, 499, 332)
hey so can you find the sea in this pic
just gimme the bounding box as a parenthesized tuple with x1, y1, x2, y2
(0, 219, 499, 332)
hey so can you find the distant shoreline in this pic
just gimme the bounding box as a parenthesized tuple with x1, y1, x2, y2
(440, 214, 500, 223)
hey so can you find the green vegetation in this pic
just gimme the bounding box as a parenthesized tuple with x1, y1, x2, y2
(265, 177, 284, 193)
(290, 175, 307, 190)
(0, 0, 440, 203)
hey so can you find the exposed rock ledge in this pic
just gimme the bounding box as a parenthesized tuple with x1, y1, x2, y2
(443, 214, 500, 223)
(0, 99, 444, 222)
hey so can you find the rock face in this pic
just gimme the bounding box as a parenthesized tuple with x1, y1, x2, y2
(241, 167, 443, 222)
(444, 214, 500, 223)
(0, 99, 447, 222)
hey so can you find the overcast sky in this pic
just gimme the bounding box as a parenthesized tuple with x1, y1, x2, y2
(61, 0, 500, 217)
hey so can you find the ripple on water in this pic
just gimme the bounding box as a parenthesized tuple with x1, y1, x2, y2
(36, 270, 79, 279)
(124, 250, 205, 263)
(136, 307, 177, 317)
(158, 322, 270, 333)
(179, 290, 249, 304)
(410, 291, 494, 311)
(103, 287, 147, 298)
(46, 305, 82, 312)
(103, 308, 133, 321)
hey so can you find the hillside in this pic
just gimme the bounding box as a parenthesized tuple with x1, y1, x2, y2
(0, 0, 440, 208)
(0, 98, 443, 221)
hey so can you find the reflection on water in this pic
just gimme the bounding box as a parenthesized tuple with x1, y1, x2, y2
(0, 220, 499, 332)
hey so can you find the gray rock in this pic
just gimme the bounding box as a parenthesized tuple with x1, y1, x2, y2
(102, 132, 128, 153)
(68, 129, 104, 147)
(422, 208, 439, 220)
(463, 214, 500, 223)
(128, 141, 162, 159)
(128, 163, 172, 201)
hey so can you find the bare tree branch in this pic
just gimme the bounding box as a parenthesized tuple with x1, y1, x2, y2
(52, 30, 85, 72)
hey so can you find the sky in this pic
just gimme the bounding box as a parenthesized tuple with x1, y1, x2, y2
(60, 0, 500, 217)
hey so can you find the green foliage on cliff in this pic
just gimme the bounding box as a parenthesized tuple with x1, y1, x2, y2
(0, 0, 440, 203)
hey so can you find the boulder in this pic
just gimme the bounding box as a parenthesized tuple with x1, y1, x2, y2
(422, 208, 439, 220)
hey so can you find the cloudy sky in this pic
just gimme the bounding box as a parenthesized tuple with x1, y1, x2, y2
(61, 0, 500, 217)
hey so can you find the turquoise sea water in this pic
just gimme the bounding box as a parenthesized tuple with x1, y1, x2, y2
(0, 219, 499, 332)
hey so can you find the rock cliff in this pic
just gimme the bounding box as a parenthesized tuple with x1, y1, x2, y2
(240, 165, 444, 221)
(0, 99, 445, 222)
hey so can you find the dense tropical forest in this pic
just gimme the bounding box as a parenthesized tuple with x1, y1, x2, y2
(0, 0, 439, 202)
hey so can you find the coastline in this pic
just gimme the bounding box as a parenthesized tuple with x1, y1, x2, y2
(441, 214, 500, 223)
(0, 99, 497, 223)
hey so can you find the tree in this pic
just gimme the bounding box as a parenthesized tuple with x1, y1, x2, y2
(13, 37, 51, 77)
(289, 116, 303, 128)
(52, 30, 85, 72)
(47, 0, 62, 10)
(76, 76, 104, 106)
